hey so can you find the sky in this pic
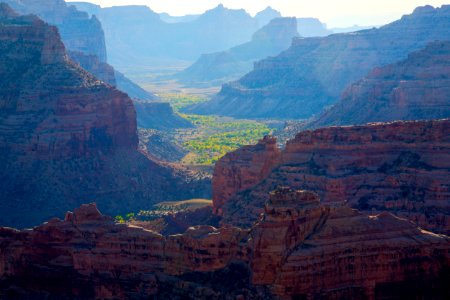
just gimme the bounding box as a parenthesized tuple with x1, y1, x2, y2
(67, 0, 449, 27)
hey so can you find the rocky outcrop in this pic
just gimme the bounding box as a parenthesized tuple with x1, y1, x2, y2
(0, 8, 209, 228)
(249, 187, 450, 299)
(0, 193, 448, 299)
(178, 17, 298, 88)
(212, 136, 280, 215)
(192, 5, 450, 119)
(134, 102, 192, 130)
(309, 41, 450, 128)
(138, 129, 188, 163)
(214, 119, 450, 234)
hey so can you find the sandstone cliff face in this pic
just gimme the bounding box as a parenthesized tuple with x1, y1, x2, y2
(212, 136, 280, 215)
(1, 194, 448, 299)
(192, 5, 450, 119)
(249, 188, 449, 299)
(309, 41, 450, 128)
(0, 8, 209, 228)
(214, 119, 450, 234)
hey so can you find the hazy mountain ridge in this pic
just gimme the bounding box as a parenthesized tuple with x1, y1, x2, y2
(188, 5, 450, 119)
(177, 17, 299, 87)
(308, 41, 450, 128)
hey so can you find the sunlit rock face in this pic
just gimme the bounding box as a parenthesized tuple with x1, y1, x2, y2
(214, 119, 450, 235)
(0, 6, 209, 228)
(191, 5, 450, 119)
(309, 41, 450, 128)
(0, 193, 448, 299)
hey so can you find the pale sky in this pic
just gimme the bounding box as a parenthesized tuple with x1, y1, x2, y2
(67, 0, 449, 27)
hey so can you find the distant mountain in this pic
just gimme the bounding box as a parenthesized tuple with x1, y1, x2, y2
(297, 18, 332, 37)
(254, 6, 281, 27)
(331, 25, 375, 33)
(188, 5, 450, 119)
(72, 3, 261, 67)
(308, 41, 450, 128)
(134, 102, 193, 130)
(177, 17, 298, 87)
(159, 12, 199, 23)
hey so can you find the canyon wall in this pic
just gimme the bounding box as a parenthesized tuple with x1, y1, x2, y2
(191, 5, 450, 119)
(309, 41, 450, 128)
(0, 5, 208, 228)
(214, 119, 450, 234)
(0, 193, 448, 299)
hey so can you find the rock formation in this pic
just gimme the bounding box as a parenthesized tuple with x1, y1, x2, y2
(0, 193, 448, 299)
(214, 119, 450, 234)
(249, 187, 449, 299)
(178, 17, 298, 87)
(0, 7, 209, 228)
(190, 5, 450, 119)
(309, 41, 450, 128)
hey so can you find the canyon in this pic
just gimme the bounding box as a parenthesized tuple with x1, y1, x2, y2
(190, 5, 450, 119)
(0, 5, 208, 228)
(0, 190, 448, 299)
(308, 41, 450, 128)
(177, 17, 299, 87)
(213, 119, 450, 235)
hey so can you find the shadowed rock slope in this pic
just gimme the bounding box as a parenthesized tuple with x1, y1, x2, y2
(0, 7, 208, 228)
(0, 194, 448, 298)
(1, 0, 156, 100)
(177, 17, 298, 87)
(213, 119, 450, 234)
(190, 5, 450, 119)
(134, 101, 193, 130)
(308, 41, 450, 128)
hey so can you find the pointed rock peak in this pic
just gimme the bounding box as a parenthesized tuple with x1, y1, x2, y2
(65, 203, 111, 224)
(0, 3, 19, 18)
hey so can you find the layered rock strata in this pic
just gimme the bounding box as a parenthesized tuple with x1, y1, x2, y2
(0, 193, 448, 299)
(214, 119, 450, 234)
(0, 6, 208, 228)
(190, 5, 450, 119)
(309, 41, 450, 128)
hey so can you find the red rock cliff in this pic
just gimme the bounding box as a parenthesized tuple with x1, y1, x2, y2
(0, 194, 448, 299)
(0, 7, 209, 228)
(212, 135, 280, 215)
(214, 119, 450, 234)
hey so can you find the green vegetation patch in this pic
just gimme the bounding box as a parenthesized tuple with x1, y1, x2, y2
(161, 93, 206, 111)
(180, 114, 271, 165)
